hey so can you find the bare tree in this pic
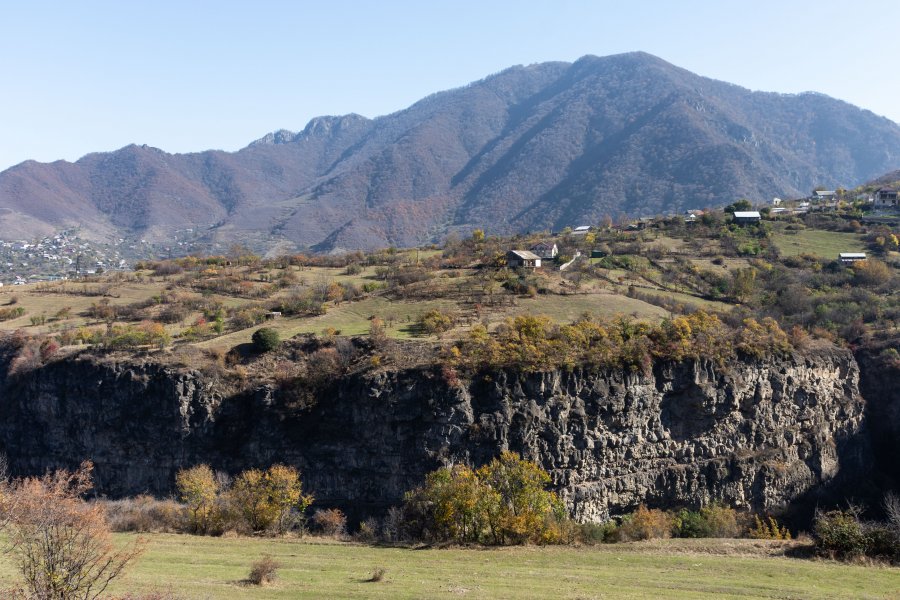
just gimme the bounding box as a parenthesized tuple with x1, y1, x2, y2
(884, 491, 900, 531)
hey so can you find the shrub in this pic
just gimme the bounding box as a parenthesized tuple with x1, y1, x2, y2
(577, 521, 619, 544)
(673, 509, 711, 538)
(252, 327, 281, 352)
(699, 504, 741, 538)
(618, 505, 673, 541)
(247, 554, 280, 586)
(814, 508, 869, 558)
(104, 496, 184, 533)
(749, 515, 791, 540)
(356, 517, 379, 543)
(417, 309, 454, 336)
(0, 306, 25, 321)
(313, 508, 347, 537)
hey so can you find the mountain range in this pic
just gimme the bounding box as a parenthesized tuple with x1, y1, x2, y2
(2, 52, 900, 253)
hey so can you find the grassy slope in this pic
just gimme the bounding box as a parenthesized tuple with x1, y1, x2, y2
(1, 535, 894, 600)
(771, 229, 865, 258)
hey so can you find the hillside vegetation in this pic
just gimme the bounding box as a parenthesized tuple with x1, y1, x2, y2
(2, 203, 899, 383)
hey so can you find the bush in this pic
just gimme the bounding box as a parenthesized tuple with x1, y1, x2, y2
(247, 554, 280, 586)
(577, 521, 619, 544)
(252, 327, 281, 352)
(814, 508, 870, 558)
(104, 496, 184, 533)
(417, 309, 454, 336)
(618, 505, 673, 541)
(749, 515, 791, 540)
(312, 508, 347, 537)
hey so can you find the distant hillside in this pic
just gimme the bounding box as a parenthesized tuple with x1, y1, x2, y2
(868, 169, 900, 188)
(2, 52, 900, 252)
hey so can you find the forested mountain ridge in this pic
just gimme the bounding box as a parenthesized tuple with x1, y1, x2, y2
(2, 52, 899, 252)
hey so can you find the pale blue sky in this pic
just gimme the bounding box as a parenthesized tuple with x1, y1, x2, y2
(2, 0, 898, 171)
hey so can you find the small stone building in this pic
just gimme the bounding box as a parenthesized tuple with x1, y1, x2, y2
(506, 250, 541, 269)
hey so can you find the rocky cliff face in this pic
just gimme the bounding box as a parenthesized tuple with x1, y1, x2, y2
(0, 345, 868, 521)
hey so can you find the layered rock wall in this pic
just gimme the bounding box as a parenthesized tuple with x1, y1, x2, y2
(0, 346, 867, 520)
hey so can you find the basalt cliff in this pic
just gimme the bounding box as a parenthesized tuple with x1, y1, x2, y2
(0, 341, 883, 522)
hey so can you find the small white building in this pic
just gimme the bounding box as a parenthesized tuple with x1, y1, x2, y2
(839, 253, 867, 263)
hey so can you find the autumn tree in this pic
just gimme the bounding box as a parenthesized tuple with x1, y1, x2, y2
(229, 465, 313, 533)
(175, 464, 221, 534)
(403, 452, 565, 545)
(418, 309, 454, 336)
(2, 461, 143, 600)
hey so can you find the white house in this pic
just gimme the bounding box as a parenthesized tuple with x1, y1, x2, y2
(529, 242, 558, 260)
(839, 253, 867, 263)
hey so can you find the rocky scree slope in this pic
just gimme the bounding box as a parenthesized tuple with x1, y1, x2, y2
(0, 344, 870, 521)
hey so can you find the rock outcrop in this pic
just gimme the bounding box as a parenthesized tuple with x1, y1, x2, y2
(0, 345, 868, 521)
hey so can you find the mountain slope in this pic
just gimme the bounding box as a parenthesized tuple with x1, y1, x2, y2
(2, 52, 899, 252)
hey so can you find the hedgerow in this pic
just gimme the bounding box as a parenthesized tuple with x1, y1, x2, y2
(447, 311, 791, 373)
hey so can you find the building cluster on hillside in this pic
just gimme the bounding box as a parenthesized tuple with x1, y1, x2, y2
(0, 230, 129, 285)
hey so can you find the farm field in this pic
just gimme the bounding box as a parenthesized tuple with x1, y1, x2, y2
(0, 534, 894, 600)
(771, 229, 865, 258)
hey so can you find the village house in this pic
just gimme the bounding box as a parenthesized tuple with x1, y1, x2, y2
(571, 225, 592, 235)
(814, 190, 836, 202)
(529, 242, 558, 260)
(732, 211, 761, 224)
(506, 250, 541, 269)
(875, 187, 899, 208)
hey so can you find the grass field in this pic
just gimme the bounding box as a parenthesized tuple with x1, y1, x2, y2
(0, 534, 895, 599)
(771, 229, 866, 259)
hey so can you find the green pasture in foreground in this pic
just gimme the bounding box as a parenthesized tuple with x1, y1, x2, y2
(1, 534, 895, 599)
(771, 229, 865, 259)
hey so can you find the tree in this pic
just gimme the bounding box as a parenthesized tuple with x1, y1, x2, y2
(176, 464, 221, 534)
(476, 451, 564, 545)
(2, 461, 143, 600)
(252, 327, 281, 352)
(230, 465, 313, 533)
(418, 309, 454, 336)
(724, 199, 752, 214)
(471, 229, 485, 243)
(403, 452, 565, 545)
(730, 267, 757, 303)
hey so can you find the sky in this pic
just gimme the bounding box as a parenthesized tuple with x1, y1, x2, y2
(2, 0, 899, 171)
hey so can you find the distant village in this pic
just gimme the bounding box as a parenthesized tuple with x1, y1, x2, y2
(504, 185, 900, 271)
